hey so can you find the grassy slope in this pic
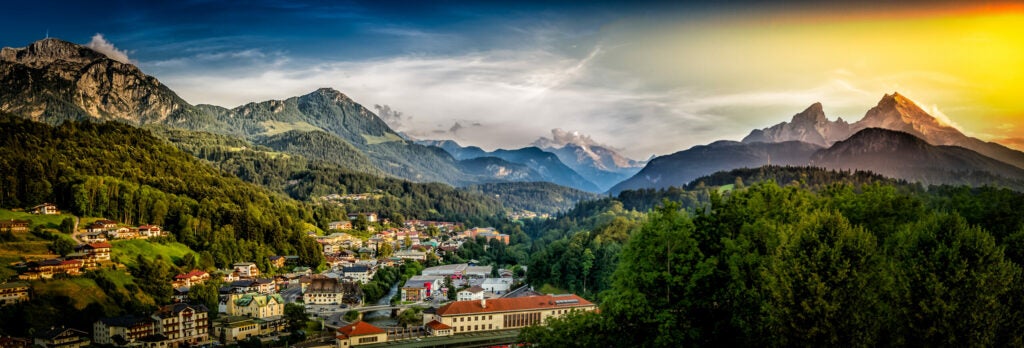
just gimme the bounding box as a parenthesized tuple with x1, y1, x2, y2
(0, 209, 73, 229)
(111, 239, 198, 268)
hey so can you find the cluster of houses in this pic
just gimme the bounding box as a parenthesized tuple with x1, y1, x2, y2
(399, 263, 518, 303)
(16, 242, 111, 280)
(91, 303, 210, 348)
(81, 220, 167, 243)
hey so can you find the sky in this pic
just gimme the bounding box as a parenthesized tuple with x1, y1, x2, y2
(3, 0, 1023, 158)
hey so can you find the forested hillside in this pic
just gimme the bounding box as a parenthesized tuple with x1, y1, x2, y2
(522, 168, 1024, 346)
(0, 115, 324, 269)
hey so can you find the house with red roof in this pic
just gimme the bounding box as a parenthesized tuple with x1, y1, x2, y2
(335, 321, 386, 347)
(429, 294, 596, 335)
(172, 269, 210, 288)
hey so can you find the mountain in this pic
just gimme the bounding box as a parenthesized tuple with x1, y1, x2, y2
(742, 102, 851, 147)
(0, 38, 213, 127)
(456, 157, 545, 182)
(744, 92, 1024, 169)
(609, 140, 823, 194)
(0, 38, 530, 186)
(419, 140, 601, 192)
(533, 129, 645, 191)
(810, 128, 1024, 189)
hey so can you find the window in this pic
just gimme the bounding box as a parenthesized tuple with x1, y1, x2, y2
(358, 336, 378, 343)
(489, 315, 492, 320)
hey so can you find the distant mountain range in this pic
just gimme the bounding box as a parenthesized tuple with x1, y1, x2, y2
(4, 38, 1024, 195)
(416, 140, 602, 192)
(613, 93, 1024, 193)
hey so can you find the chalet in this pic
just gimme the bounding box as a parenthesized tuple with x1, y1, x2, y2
(31, 203, 59, 215)
(0, 281, 31, 306)
(172, 269, 210, 288)
(328, 220, 353, 230)
(81, 231, 107, 243)
(322, 243, 339, 254)
(137, 225, 163, 238)
(347, 213, 378, 223)
(0, 220, 30, 234)
(431, 294, 596, 335)
(95, 220, 118, 230)
(34, 327, 90, 348)
(232, 262, 260, 278)
(79, 242, 112, 264)
(268, 256, 286, 269)
(150, 303, 209, 346)
(457, 286, 485, 301)
(93, 315, 155, 346)
(23, 259, 84, 279)
(335, 321, 386, 347)
(107, 227, 135, 240)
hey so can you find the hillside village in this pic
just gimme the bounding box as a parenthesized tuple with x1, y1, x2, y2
(0, 203, 588, 348)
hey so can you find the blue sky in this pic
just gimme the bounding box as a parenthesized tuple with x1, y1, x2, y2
(3, 1, 1021, 157)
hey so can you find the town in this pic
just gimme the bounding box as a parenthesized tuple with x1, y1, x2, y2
(0, 204, 593, 348)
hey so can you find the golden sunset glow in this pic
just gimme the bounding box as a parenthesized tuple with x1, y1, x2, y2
(601, 3, 1024, 148)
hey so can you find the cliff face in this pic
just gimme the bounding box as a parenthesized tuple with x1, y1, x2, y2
(742, 102, 852, 147)
(0, 38, 195, 125)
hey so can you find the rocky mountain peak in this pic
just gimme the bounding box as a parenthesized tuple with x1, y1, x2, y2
(1, 38, 109, 66)
(791, 102, 827, 124)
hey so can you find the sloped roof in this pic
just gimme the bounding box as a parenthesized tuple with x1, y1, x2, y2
(425, 320, 451, 330)
(436, 294, 594, 316)
(336, 321, 385, 339)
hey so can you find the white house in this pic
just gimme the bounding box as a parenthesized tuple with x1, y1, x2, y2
(457, 285, 485, 301)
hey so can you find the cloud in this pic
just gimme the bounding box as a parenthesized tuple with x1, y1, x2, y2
(373, 104, 407, 129)
(449, 122, 464, 134)
(85, 33, 131, 63)
(533, 128, 610, 149)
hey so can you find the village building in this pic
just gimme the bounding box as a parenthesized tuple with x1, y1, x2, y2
(34, 327, 90, 348)
(150, 303, 209, 346)
(137, 225, 164, 238)
(93, 315, 155, 346)
(401, 275, 445, 302)
(79, 242, 112, 265)
(232, 262, 260, 278)
(393, 249, 427, 261)
(0, 336, 31, 348)
(226, 293, 285, 319)
(429, 294, 596, 335)
(0, 220, 29, 234)
(172, 269, 210, 289)
(304, 278, 346, 305)
(335, 321, 387, 347)
(457, 286, 486, 301)
(460, 227, 510, 245)
(480, 278, 514, 295)
(341, 265, 374, 284)
(31, 203, 60, 215)
(328, 220, 353, 230)
(20, 259, 84, 279)
(0, 282, 31, 306)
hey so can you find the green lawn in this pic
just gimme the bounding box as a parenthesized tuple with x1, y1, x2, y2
(0, 209, 74, 230)
(112, 239, 198, 268)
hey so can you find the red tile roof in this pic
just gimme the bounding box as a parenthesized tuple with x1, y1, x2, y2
(336, 321, 385, 339)
(436, 294, 594, 316)
(425, 320, 451, 330)
(174, 269, 208, 280)
(85, 242, 112, 249)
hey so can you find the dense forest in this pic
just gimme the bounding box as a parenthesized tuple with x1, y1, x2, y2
(521, 172, 1024, 346)
(0, 115, 324, 270)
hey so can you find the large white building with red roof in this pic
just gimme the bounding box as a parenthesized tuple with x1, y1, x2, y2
(335, 321, 386, 347)
(426, 294, 596, 335)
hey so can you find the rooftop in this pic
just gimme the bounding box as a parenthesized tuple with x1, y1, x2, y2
(336, 321, 385, 339)
(436, 294, 594, 316)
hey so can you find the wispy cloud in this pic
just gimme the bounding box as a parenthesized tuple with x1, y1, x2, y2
(85, 33, 131, 63)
